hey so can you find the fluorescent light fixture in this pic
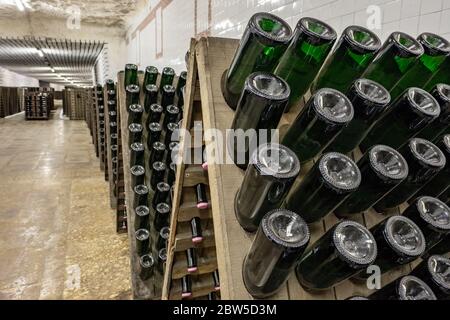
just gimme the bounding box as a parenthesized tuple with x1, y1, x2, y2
(37, 49, 44, 57)
(51, 68, 55, 73)
(15, 0, 25, 12)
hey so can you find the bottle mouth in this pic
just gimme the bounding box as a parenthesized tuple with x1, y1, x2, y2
(146, 84, 158, 92)
(416, 197, 450, 230)
(418, 32, 450, 55)
(313, 88, 354, 124)
(146, 66, 158, 73)
(148, 122, 162, 133)
(156, 203, 171, 214)
(108, 100, 116, 105)
(135, 205, 149, 217)
(333, 221, 377, 265)
(110, 123, 117, 128)
(354, 79, 391, 106)
(169, 142, 179, 151)
(150, 103, 163, 112)
(134, 184, 149, 195)
(262, 209, 310, 248)
(129, 104, 143, 113)
(369, 145, 409, 180)
(160, 227, 170, 240)
(128, 123, 143, 133)
(409, 138, 446, 168)
(163, 85, 175, 93)
(157, 182, 171, 192)
(391, 32, 424, 56)
(246, 72, 290, 101)
(126, 64, 138, 70)
(180, 71, 187, 80)
(109, 111, 117, 116)
(385, 216, 425, 257)
(298, 17, 337, 41)
(126, 84, 140, 93)
(139, 254, 154, 268)
(153, 141, 166, 152)
(398, 276, 437, 300)
(427, 255, 450, 289)
(153, 161, 167, 172)
(167, 122, 179, 131)
(250, 12, 292, 43)
(344, 25, 381, 52)
(159, 248, 167, 261)
(319, 153, 361, 191)
(253, 143, 300, 179)
(135, 229, 150, 241)
(162, 67, 175, 75)
(167, 105, 180, 114)
(131, 165, 145, 176)
(406, 88, 441, 117)
(436, 83, 450, 103)
(131, 142, 144, 152)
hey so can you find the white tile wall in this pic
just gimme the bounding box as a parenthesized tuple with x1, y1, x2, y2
(0, 66, 39, 88)
(125, 0, 450, 72)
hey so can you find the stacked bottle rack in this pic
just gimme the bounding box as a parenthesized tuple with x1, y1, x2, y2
(96, 85, 107, 174)
(25, 92, 50, 120)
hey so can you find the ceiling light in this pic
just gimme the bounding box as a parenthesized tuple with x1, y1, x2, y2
(51, 68, 55, 73)
(15, 0, 25, 12)
(37, 49, 44, 57)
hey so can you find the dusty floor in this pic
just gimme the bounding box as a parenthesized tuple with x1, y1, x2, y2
(0, 109, 131, 299)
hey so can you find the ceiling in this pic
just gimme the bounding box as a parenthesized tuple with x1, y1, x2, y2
(0, 37, 105, 87)
(0, 0, 140, 27)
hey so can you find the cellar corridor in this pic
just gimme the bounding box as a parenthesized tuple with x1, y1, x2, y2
(0, 109, 131, 299)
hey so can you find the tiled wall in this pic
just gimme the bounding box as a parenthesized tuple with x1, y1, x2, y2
(0, 66, 39, 88)
(125, 0, 450, 73)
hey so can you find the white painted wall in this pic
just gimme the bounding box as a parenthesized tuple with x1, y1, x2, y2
(124, 0, 450, 73)
(0, 66, 39, 87)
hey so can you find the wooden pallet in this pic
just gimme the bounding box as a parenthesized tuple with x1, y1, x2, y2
(162, 39, 219, 300)
(170, 36, 416, 300)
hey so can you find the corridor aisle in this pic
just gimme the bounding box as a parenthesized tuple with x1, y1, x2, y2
(0, 110, 131, 299)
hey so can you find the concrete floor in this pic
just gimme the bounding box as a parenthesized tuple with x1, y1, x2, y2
(0, 109, 131, 299)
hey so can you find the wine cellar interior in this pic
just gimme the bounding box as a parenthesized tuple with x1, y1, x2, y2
(1, 0, 450, 305)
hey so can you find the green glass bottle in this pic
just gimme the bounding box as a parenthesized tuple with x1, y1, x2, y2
(161, 85, 175, 108)
(284, 152, 361, 223)
(326, 79, 391, 154)
(176, 71, 187, 97)
(124, 64, 138, 87)
(419, 84, 450, 142)
(425, 56, 450, 91)
(360, 88, 441, 151)
(374, 138, 446, 212)
(369, 275, 436, 300)
(402, 196, 450, 253)
(160, 67, 175, 91)
(427, 234, 450, 255)
(144, 66, 158, 86)
(274, 17, 337, 112)
(281, 88, 354, 164)
(105, 79, 115, 91)
(222, 12, 292, 110)
(296, 220, 377, 290)
(390, 33, 450, 101)
(335, 145, 408, 216)
(357, 216, 425, 280)
(126, 84, 140, 108)
(414, 135, 450, 199)
(144, 84, 158, 113)
(410, 255, 450, 300)
(310, 25, 381, 94)
(362, 32, 424, 91)
(228, 72, 290, 170)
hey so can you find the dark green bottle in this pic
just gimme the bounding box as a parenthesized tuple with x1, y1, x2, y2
(410, 255, 450, 300)
(296, 220, 377, 290)
(402, 196, 450, 253)
(390, 33, 450, 101)
(335, 145, 408, 216)
(374, 138, 446, 211)
(124, 64, 138, 87)
(144, 84, 158, 113)
(146, 104, 163, 125)
(311, 25, 381, 94)
(144, 66, 158, 86)
(235, 143, 300, 232)
(326, 79, 391, 154)
(105, 79, 115, 91)
(357, 216, 425, 280)
(138, 254, 154, 281)
(126, 84, 140, 108)
(419, 84, 450, 142)
(228, 72, 290, 170)
(425, 56, 450, 91)
(243, 209, 310, 298)
(128, 104, 144, 126)
(284, 152, 361, 223)
(362, 32, 424, 91)
(369, 275, 436, 300)
(161, 85, 175, 108)
(147, 122, 162, 150)
(154, 203, 170, 232)
(360, 88, 441, 151)
(222, 12, 292, 110)
(281, 88, 354, 164)
(160, 67, 175, 91)
(176, 71, 187, 97)
(135, 228, 150, 256)
(274, 17, 337, 112)
(134, 205, 150, 230)
(414, 135, 450, 199)
(427, 234, 450, 255)
(163, 105, 180, 129)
